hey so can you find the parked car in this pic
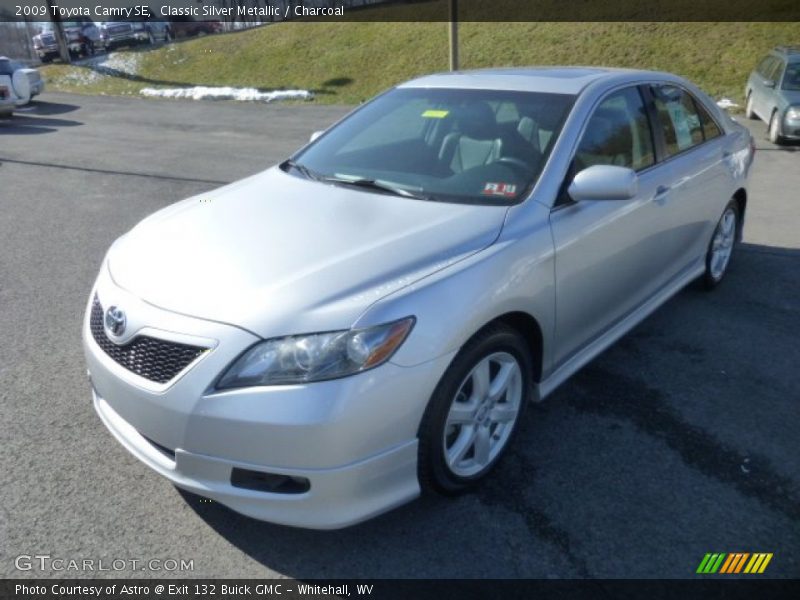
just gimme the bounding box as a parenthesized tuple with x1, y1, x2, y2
(0, 85, 14, 118)
(745, 46, 800, 144)
(32, 19, 106, 61)
(168, 16, 223, 38)
(84, 68, 754, 529)
(101, 20, 172, 49)
(0, 56, 38, 114)
(0, 58, 44, 98)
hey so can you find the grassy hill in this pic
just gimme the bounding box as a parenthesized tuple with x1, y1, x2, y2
(41, 21, 800, 108)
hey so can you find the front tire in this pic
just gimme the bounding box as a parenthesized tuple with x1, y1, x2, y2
(768, 111, 784, 145)
(418, 324, 532, 495)
(702, 200, 739, 289)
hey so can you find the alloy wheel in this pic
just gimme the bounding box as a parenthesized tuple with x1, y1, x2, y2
(443, 352, 523, 477)
(710, 206, 736, 280)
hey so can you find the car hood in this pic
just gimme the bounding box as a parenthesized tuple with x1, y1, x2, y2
(108, 167, 508, 337)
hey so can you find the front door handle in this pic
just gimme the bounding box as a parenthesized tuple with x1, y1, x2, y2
(654, 185, 671, 202)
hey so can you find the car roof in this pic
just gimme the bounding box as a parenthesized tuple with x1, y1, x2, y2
(772, 46, 800, 61)
(399, 66, 674, 95)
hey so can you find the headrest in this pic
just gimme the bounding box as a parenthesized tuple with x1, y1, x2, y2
(456, 102, 499, 140)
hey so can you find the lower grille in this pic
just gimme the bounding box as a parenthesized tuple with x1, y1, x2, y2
(90, 296, 206, 384)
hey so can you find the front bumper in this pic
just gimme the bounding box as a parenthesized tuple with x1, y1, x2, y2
(35, 46, 58, 59)
(83, 270, 453, 528)
(781, 115, 800, 140)
(105, 31, 149, 46)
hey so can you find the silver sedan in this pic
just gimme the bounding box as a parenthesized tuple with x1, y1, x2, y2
(84, 67, 755, 528)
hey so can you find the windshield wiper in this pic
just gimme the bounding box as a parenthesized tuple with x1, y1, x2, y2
(282, 159, 322, 181)
(320, 176, 433, 201)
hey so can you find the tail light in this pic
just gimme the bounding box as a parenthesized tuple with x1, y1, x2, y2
(0, 86, 8, 100)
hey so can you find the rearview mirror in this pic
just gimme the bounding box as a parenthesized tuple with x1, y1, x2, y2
(763, 79, 776, 88)
(568, 165, 638, 202)
(309, 130, 324, 142)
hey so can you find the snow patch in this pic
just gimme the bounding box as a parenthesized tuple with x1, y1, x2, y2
(717, 97, 739, 110)
(59, 52, 141, 86)
(139, 86, 313, 103)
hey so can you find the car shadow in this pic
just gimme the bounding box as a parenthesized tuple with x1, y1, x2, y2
(69, 61, 335, 96)
(0, 104, 82, 134)
(174, 242, 800, 578)
(25, 99, 81, 116)
(66, 54, 341, 97)
(757, 142, 800, 152)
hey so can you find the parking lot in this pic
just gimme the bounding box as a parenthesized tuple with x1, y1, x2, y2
(1, 93, 798, 579)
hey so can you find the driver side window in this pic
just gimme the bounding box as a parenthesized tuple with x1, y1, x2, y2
(575, 87, 655, 173)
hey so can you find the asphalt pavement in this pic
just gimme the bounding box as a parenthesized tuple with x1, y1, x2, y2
(1, 93, 798, 579)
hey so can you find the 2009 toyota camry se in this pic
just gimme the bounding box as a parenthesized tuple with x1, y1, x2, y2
(84, 67, 754, 529)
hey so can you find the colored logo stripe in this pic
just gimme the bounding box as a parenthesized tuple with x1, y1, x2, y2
(697, 553, 726, 573)
(744, 553, 773, 574)
(720, 553, 749, 573)
(697, 552, 773, 574)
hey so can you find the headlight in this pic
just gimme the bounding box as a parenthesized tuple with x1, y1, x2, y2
(786, 107, 800, 120)
(216, 317, 415, 389)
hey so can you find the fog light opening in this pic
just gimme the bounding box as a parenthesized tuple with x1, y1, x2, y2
(230, 468, 310, 494)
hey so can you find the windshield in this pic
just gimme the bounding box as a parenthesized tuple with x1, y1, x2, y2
(784, 62, 800, 91)
(290, 87, 575, 204)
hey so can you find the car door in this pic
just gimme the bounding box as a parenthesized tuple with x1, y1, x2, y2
(764, 58, 787, 116)
(752, 57, 779, 119)
(549, 85, 678, 366)
(647, 84, 733, 276)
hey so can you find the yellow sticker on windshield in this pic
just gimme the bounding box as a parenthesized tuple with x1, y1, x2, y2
(422, 109, 449, 118)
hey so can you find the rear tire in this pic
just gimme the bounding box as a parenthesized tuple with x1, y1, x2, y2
(768, 111, 784, 145)
(745, 93, 757, 120)
(702, 200, 739, 290)
(418, 323, 532, 495)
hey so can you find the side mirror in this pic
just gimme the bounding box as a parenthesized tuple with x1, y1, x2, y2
(763, 79, 776, 88)
(309, 130, 324, 142)
(568, 165, 638, 202)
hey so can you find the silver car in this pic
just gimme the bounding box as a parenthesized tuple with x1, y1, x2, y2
(84, 68, 754, 529)
(745, 46, 800, 144)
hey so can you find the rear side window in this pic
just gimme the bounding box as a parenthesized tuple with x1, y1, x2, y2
(695, 99, 722, 141)
(768, 59, 786, 84)
(652, 85, 704, 157)
(575, 86, 655, 172)
(757, 56, 777, 78)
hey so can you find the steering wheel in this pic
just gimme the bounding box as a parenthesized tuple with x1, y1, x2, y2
(497, 156, 531, 172)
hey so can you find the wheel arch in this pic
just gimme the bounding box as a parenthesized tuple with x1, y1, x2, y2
(732, 188, 747, 241)
(476, 311, 544, 383)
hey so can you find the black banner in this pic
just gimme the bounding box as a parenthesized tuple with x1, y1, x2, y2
(2, 0, 800, 23)
(3, 580, 800, 600)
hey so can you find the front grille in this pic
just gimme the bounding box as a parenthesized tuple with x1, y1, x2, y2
(107, 24, 131, 35)
(90, 296, 206, 384)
